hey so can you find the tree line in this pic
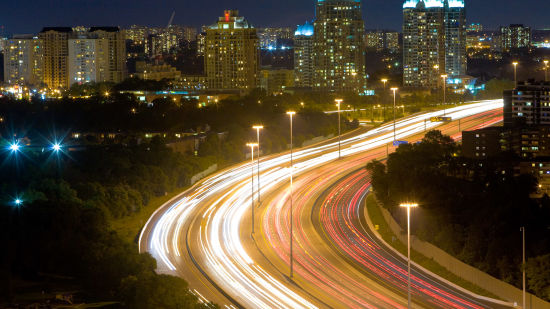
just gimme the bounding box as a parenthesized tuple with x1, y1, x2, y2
(367, 131, 550, 300)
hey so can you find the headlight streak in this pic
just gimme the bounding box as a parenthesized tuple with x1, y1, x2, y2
(142, 101, 503, 308)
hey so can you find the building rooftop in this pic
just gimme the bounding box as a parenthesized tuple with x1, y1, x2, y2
(89, 26, 120, 32)
(403, 0, 464, 9)
(295, 22, 314, 37)
(40, 27, 73, 33)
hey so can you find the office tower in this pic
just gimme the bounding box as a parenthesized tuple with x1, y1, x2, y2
(313, 0, 366, 93)
(205, 10, 259, 91)
(294, 22, 314, 88)
(89, 27, 126, 83)
(365, 30, 400, 52)
(503, 80, 550, 127)
(257, 28, 294, 49)
(500, 24, 531, 51)
(403, 0, 466, 88)
(39, 27, 71, 89)
(3, 35, 42, 85)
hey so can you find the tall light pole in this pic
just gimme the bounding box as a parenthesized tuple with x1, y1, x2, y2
(513, 61, 519, 87)
(381, 79, 388, 120)
(247, 143, 258, 236)
(544, 60, 549, 82)
(520, 226, 526, 309)
(335, 99, 343, 158)
(391, 88, 398, 142)
(252, 125, 263, 205)
(400, 203, 419, 309)
(441, 74, 448, 116)
(286, 111, 296, 278)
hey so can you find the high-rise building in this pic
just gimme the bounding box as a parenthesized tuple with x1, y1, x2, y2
(294, 22, 314, 88)
(500, 24, 531, 51)
(39, 27, 71, 89)
(3, 35, 42, 85)
(466, 23, 483, 33)
(205, 10, 259, 91)
(89, 27, 126, 84)
(403, 0, 466, 88)
(313, 0, 366, 93)
(68, 36, 98, 84)
(504, 80, 550, 127)
(257, 28, 293, 49)
(365, 30, 400, 52)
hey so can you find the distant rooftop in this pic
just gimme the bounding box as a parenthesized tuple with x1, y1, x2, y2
(295, 22, 314, 37)
(403, 0, 464, 9)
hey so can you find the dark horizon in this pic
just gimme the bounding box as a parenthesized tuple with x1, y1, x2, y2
(2, 0, 550, 36)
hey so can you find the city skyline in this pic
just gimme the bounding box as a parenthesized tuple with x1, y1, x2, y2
(2, 0, 550, 35)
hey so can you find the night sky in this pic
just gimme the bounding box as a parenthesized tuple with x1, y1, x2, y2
(3, 0, 549, 35)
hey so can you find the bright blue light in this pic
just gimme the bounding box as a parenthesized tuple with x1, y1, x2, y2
(51, 143, 61, 152)
(9, 142, 20, 152)
(14, 199, 22, 206)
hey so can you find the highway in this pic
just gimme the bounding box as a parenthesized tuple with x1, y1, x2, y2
(139, 100, 507, 308)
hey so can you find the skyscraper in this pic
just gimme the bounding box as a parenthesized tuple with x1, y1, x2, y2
(403, 0, 466, 88)
(205, 10, 259, 91)
(313, 0, 366, 93)
(89, 27, 126, 84)
(294, 22, 314, 88)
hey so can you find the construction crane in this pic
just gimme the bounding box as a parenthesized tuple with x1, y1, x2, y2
(167, 11, 175, 28)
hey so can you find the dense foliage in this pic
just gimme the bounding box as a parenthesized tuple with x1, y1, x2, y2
(367, 130, 550, 300)
(0, 88, 354, 306)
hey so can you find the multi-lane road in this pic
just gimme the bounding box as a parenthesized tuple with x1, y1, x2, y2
(139, 100, 508, 308)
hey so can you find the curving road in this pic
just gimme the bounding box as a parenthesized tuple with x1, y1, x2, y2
(139, 100, 507, 308)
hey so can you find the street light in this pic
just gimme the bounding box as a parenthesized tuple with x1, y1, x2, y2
(252, 125, 263, 204)
(400, 202, 419, 309)
(246, 143, 258, 236)
(9, 142, 21, 153)
(14, 198, 22, 206)
(286, 111, 296, 278)
(513, 61, 519, 87)
(441, 74, 448, 116)
(391, 88, 398, 142)
(544, 60, 549, 82)
(520, 226, 526, 309)
(381, 79, 388, 120)
(51, 142, 61, 152)
(335, 99, 343, 158)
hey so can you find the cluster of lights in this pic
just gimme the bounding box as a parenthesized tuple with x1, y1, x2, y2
(6, 141, 64, 154)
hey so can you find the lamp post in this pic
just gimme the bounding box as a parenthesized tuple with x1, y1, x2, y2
(335, 99, 343, 158)
(252, 125, 263, 205)
(391, 88, 398, 142)
(286, 111, 296, 278)
(441, 74, 448, 116)
(544, 60, 549, 82)
(513, 61, 519, 87)
(400, 203, 419, 309)
(381, 79, 388, 120)
(246, 143, 258, 236)
(520, 226, 526, 309)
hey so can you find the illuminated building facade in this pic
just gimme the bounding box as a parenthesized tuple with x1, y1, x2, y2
(294, 22, 314, 88)
(313, 0, 366, 93)
(365, 31, 399, 52)
(3, 35, 42, 85)
(257, 28, 293, 49)
(89, 27, 126, 84)
(68, 37, 97, 84)
(39, 27, 71, 89)
(403, 0, 466, 88)
(205, 10, 259, 91)
(500, 24, 531, 51)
